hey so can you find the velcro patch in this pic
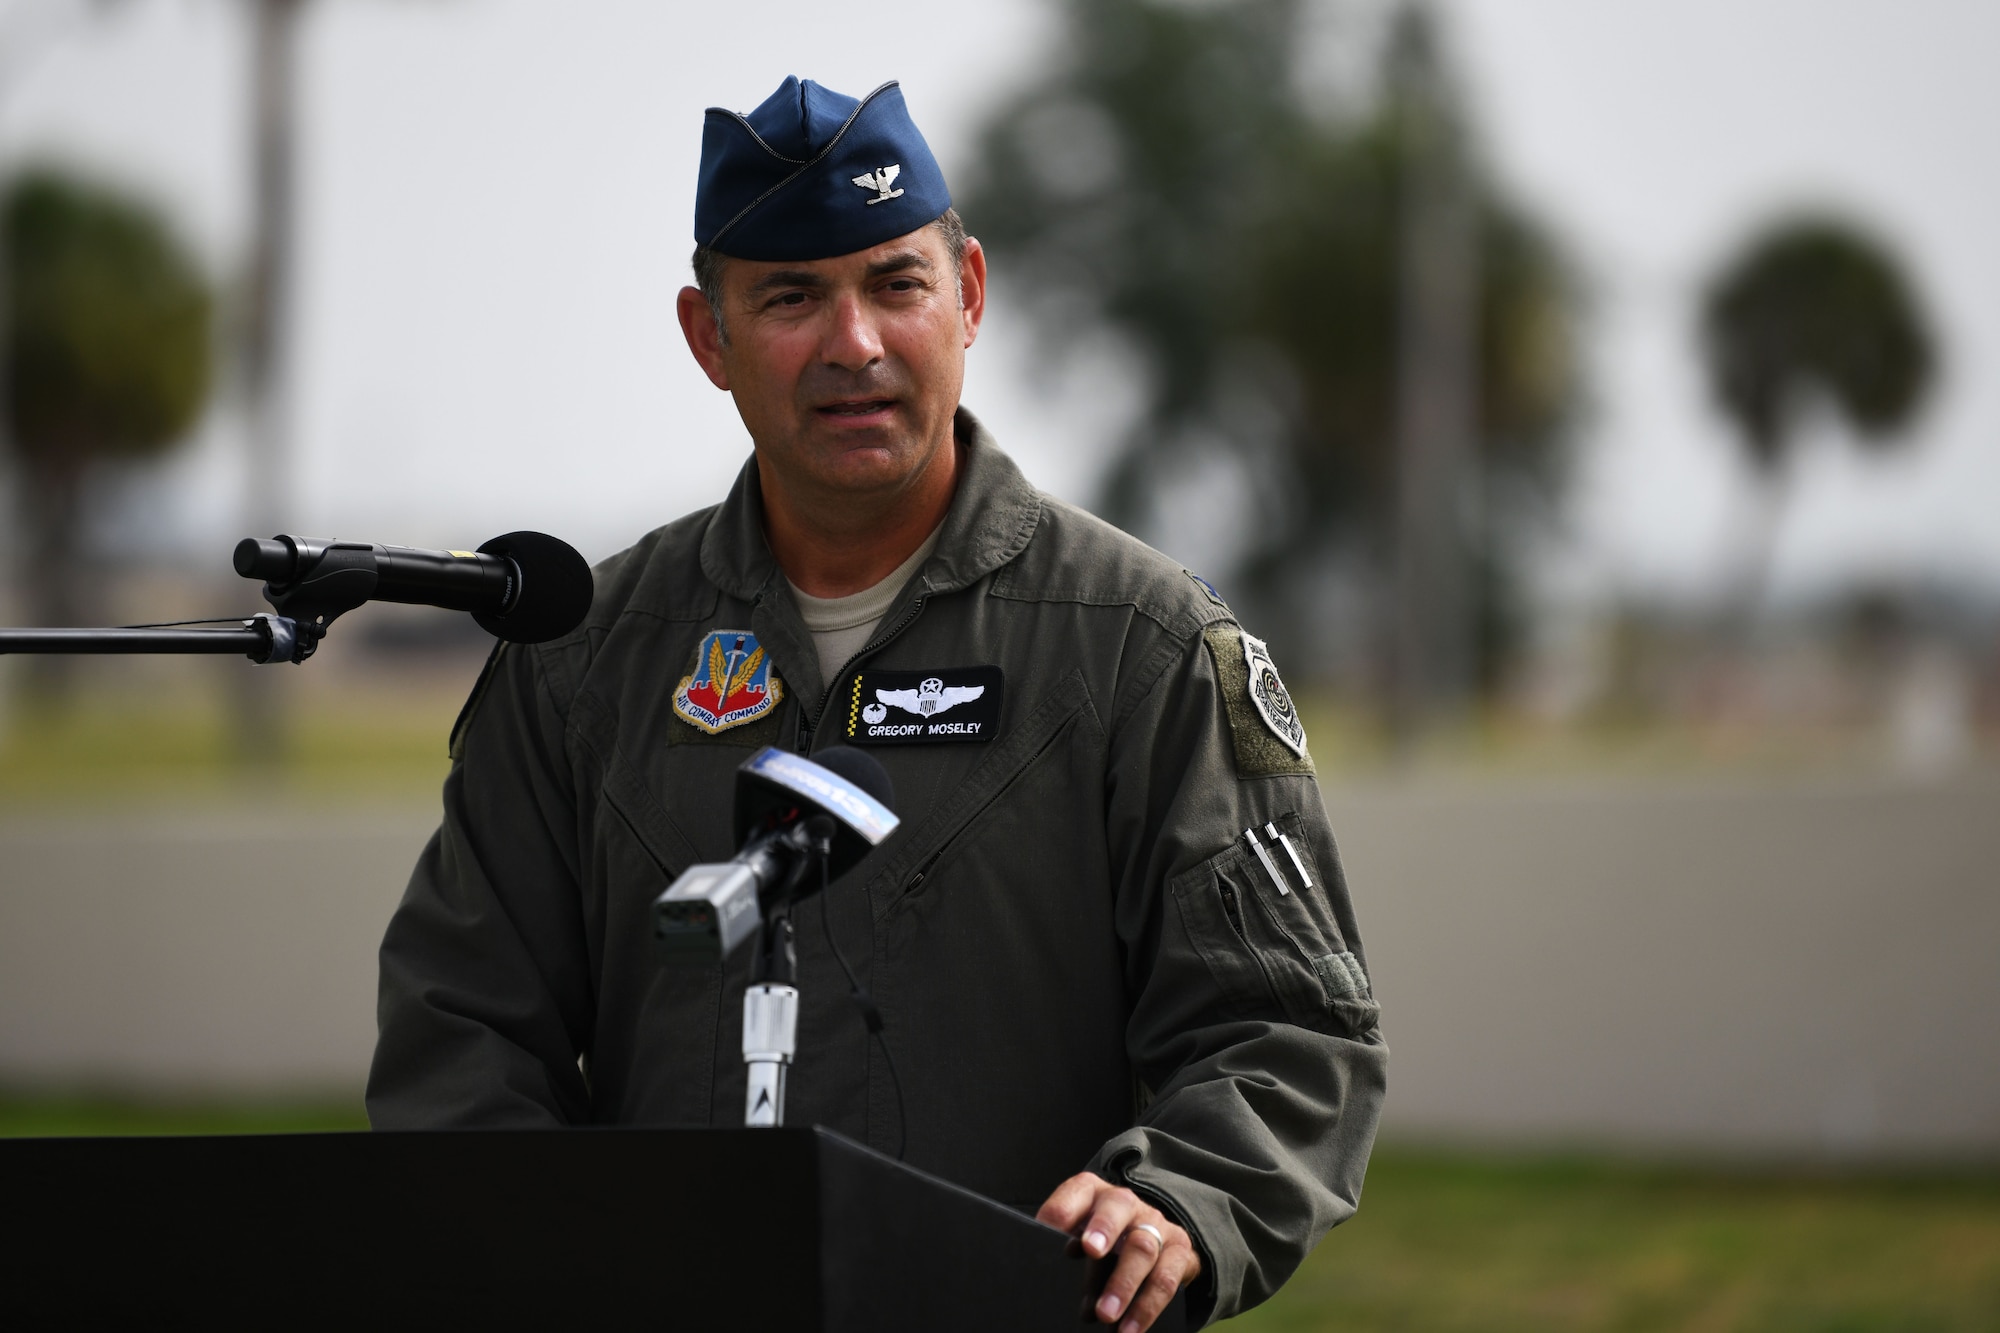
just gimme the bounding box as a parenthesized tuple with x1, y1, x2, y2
(1202, 624, 1314, 777)
(842, 666, 1003, 744)
(1312, 950, 1371, 1001)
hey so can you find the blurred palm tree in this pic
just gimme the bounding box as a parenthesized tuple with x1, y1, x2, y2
(962, 0, 1578, 703)
(1699, 215, 1936, 619)
(3, 167, 214, 691)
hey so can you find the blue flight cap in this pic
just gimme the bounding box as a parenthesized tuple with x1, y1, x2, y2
(695, 77, 952, 262)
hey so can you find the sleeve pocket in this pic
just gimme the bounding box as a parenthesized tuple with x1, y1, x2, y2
(1169, 813, 1379, 1037)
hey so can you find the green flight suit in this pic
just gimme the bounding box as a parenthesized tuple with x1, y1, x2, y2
(367, 410, 1387, 1324)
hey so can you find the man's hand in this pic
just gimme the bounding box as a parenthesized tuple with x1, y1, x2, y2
(1036, 1171, 1201, 1332)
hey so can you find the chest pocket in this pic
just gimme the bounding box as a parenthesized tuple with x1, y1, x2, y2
(1170, 811, 1378, 1038)
(868, 667, 1094, 920)
(573, 690, 704, 882)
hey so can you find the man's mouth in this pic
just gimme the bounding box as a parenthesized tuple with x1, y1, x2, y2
(817, 398, 896, 418)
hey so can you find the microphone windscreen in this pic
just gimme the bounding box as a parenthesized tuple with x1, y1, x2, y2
(810, 745, 895, 814)
(473, 531, 594, 644)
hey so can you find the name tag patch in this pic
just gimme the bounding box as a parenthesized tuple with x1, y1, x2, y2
(842, 666, 1003, 745)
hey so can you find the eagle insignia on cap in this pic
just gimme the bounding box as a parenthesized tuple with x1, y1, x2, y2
(696, 79, 949, 260)
(851, 163, 905, 205)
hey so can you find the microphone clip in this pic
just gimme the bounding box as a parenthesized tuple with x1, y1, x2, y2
(252, 540, 384, 662)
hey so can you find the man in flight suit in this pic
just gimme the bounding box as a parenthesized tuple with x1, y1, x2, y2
(367, 76, 1386, 1331)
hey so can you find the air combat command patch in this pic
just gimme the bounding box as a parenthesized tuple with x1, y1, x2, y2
(672, 630, 784, 734)
(843, 666, 1004, 744)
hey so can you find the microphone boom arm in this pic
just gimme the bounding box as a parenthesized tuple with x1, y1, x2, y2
(0, 528, 591, 665)
(0, 614, 303, 664)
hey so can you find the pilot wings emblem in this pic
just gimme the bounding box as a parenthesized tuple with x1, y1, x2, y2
(851, 163, 905, 205)
(845, 665, 1003, 745)
(877, 676, 983, 717)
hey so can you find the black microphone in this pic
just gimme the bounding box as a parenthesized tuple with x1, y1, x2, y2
(655, 746, 899, 963)
(232, 530, 593, 644)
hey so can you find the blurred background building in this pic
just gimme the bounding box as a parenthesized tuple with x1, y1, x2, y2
(0, 0, 1996, 1303)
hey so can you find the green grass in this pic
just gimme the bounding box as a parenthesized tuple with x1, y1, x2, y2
(0, 1090, 368, 1137)
(0, 686, 460, 804)
(1291, 696, 1956, 783)
(4, 679, 1982, 810)
(1224, 1150, 2000, 1332)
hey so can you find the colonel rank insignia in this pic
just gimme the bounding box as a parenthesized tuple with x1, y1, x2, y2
(844, 666, 1004, 745)
(673, 630, 784, 734)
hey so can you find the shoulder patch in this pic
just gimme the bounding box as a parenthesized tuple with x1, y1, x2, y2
(1240, 630, 1308, 757)
(1202, 623, 1314, 777)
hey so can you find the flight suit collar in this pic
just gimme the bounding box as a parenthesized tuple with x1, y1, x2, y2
(696, 406, 1043, 605)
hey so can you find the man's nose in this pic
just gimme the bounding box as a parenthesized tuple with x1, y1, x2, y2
(820, 292, 884, 371)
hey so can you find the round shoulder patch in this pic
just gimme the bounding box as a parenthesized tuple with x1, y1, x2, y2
(1240, 631, 1307, 758)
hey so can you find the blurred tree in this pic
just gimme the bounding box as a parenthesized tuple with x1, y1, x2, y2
(1699, 216, 1936, 618)
(962, 0, 1578, 704)
(3, 167, 214, 689)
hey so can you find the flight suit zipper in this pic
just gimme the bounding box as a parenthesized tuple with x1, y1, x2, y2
(897, 703, 1078, 900)
(795, 596, 929, 754)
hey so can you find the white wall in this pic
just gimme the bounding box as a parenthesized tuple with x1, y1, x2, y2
(5, 769, 1996, 1159)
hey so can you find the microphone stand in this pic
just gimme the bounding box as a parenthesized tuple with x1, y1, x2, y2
(0, 543, 386, 665)
(741, 820, 835, 1128)
(0, 614, 306, 664)
(742, 902, 799, 1128)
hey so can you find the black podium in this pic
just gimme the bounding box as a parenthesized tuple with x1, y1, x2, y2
(4, 1126, 1188, 1331)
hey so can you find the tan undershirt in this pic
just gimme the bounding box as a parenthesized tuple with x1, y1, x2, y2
(786, 524, 943, 687)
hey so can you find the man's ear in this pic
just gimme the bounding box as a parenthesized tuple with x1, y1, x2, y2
(676, 286, 731, 390)
(958, 237, 988, 349)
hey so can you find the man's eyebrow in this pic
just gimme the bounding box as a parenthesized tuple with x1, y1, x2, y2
(744, 269, 827, 298)
(865, 250, 936, 279)
(741, 251, 937, 300)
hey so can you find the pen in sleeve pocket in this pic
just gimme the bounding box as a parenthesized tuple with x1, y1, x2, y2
(1243, 827, 1290, 895)
(1265, 821, 1313, 890)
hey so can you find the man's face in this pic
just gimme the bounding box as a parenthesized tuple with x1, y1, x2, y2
(677, 224, 986, 507)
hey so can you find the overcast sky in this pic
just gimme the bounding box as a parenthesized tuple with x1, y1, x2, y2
(1, 0, 1994, 609)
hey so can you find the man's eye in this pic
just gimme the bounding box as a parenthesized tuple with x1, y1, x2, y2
(774, 292, 809, 307)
